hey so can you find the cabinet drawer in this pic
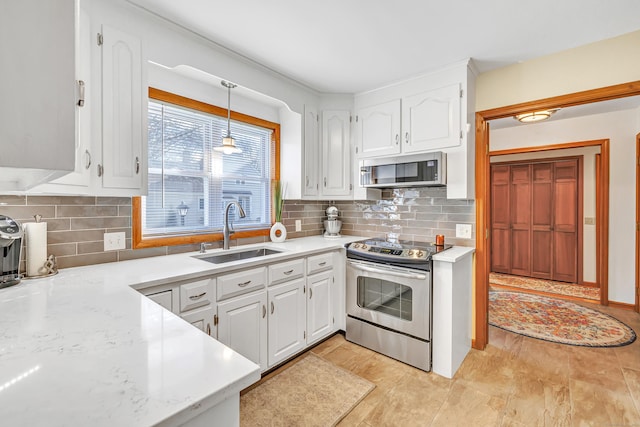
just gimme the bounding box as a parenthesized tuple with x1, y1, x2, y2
(307, 252, 333, 275)
(146, 289, 173, 312)
(217, 267, 266, 301)
(269, 258, 304, 285)
(180, 279, 214, 312)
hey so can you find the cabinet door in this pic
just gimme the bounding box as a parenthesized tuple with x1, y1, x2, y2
(0, 0, 76, 186)
(181, 305, 216, 338)
(217, 291, 268, 370)
(267, 279, 306, 367)
(307, 270, 333, 345)
(401, 83, 461, 153)
(356, 100, 401, 158)
(303, 106, 320, 197)
(100, 24, 145, 191)
(321, 110, 351, 197)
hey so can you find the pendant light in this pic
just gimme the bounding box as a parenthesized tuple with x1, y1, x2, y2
(214, 80, 242, 154)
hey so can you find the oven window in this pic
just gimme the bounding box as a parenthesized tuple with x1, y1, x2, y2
(356, 277, 412, 321)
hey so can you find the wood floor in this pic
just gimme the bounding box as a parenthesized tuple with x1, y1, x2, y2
(257, 304, 640, 426)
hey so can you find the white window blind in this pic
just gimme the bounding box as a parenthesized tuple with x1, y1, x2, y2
(143, 100, 273, 237)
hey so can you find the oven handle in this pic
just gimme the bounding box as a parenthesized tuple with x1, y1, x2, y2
(347, 260, 427, 280)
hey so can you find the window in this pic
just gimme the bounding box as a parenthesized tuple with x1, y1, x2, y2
(133, 88, 280, 248)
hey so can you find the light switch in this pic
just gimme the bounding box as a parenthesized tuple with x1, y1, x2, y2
(456, 224, 472, 239)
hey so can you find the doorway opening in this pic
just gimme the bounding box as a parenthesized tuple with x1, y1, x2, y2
(474, 80, 640, 350)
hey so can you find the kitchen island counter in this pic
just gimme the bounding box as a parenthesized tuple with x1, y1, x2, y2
(0, 235, 363, 426)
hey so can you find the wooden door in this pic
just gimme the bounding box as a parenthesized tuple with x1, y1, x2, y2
(553, 160, 579, 283)
(510, 165, 532, 276)
(490, 165, 511, 273)
(531, 163, 554, 279)
(490, 158, 581, 283)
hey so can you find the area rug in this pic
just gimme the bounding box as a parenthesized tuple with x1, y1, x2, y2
(489, 291, 636, 347)
(240, 353, 375, 426)
(490, 272, 600, 301)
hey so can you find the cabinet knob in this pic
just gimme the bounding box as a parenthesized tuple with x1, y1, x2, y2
(309, 288, 313, 299)
(135, 156, 140, 174)
(84, 150, 91, 170)
(324, 177, 327, 187)
(270, 301, 274, 314)
(206, 323, 211, 336)
(395, 134, 399, 145)
(97, 164, 103, 177)
(405, 132, 409, 144)
(262, 304, 266, 318)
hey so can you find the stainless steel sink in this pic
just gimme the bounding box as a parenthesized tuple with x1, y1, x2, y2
(194, 247, 283, 264)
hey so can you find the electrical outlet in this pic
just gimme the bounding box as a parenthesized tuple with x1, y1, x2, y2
(456, 224, 472, 239)
(295, 219, 302, 232)
(104, 232, 126, 251)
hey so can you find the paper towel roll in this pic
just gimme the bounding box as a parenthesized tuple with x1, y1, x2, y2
(24, 222, 47, 277)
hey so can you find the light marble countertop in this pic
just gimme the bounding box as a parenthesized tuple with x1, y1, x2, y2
(0, 235, 364, 427)
(432, 246, 475, 263)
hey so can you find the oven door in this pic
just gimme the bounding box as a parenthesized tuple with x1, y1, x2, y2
(346, 259, 431, 340)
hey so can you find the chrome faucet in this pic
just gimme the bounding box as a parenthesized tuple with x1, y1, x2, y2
(223, 201, 246, 250)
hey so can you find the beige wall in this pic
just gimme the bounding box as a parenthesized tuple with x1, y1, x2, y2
(476, 30, 640, 111)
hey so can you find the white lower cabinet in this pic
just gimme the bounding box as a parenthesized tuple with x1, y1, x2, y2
(181, 305, 216, 338)
(267, 278, 306, 367)
(306, 270, 333, 345)
(217, 291, 268, 370)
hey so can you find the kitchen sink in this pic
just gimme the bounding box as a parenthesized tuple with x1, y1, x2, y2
(193, 247, 283, 264)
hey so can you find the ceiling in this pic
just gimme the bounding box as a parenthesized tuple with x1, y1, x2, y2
(129, 0, 640, 94)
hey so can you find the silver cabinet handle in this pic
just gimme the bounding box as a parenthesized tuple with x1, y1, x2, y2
(318, 261, 327, 266)
(237, 280, 251, 287)
(270, 301, 274, 314)
(97, 164, 103, 177)
(324, 177, 327, 187)
(395, 134, 399, 145)
(283, 269, 294, 275)
(309, 288, 313, 299)
(77, 80, 85, 107)
(84, 150, 91, 170)
(262, 305, 266, 318)
(189, 292, 206, 300)
(206, 323, 211, 336)
(405, 132, 409, 143)
(135, 156, 140, 174)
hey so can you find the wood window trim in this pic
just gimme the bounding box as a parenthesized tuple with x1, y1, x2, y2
(472, 80, 640, 351)
(132, 88, 281, 250)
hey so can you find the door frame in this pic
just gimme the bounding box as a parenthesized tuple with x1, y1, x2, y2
(636, 133, 640, 312)
(490, 155, 585, 284)
(474, 80, 640, 350)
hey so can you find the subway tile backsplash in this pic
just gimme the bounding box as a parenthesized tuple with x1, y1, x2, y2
(1, 188, 474, 270)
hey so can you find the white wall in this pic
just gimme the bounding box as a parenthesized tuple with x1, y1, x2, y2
(490, 147, 599, 283)
(476, 30, 640, 111)
(490, 108, 640, 304)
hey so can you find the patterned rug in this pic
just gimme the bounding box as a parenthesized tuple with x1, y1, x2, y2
(240, 353, 375, 426)
(489, 291, 636, 347)
(490, 272, 600, 301)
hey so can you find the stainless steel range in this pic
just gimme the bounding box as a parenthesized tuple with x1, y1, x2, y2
(345, 238, 451, 371)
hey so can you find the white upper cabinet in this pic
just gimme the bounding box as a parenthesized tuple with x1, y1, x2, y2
(356, 100, 401, 158)
(321, 110, 351, 197)
(303, 106, 320, 197)
(0, 0, 78, 190)
(402, 83, 461, 153)
(356, 84, 461, 158)
(99, 24, 145, 192)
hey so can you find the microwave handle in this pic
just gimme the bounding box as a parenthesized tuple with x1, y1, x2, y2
(347, 260, 427, 280)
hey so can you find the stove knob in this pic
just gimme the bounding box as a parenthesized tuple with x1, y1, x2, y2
(362, 244, 368, 250)
(417, 250, 425, 258)
(408, 250, 415, 256)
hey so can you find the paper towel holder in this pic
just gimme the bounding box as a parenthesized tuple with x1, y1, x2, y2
(23, 214, 58, 280)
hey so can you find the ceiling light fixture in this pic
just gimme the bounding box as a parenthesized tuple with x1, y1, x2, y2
(214, 80, 242, 154)
(514, 109, 558, 123)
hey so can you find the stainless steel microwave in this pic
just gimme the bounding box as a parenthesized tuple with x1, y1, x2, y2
(360, 152, 446, 188)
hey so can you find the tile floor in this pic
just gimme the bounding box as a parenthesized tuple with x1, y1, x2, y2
(260, 304, 640, 426)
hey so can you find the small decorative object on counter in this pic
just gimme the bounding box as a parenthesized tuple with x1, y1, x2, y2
(435, 234, 445, 246)
(270, 180, 287, 243)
